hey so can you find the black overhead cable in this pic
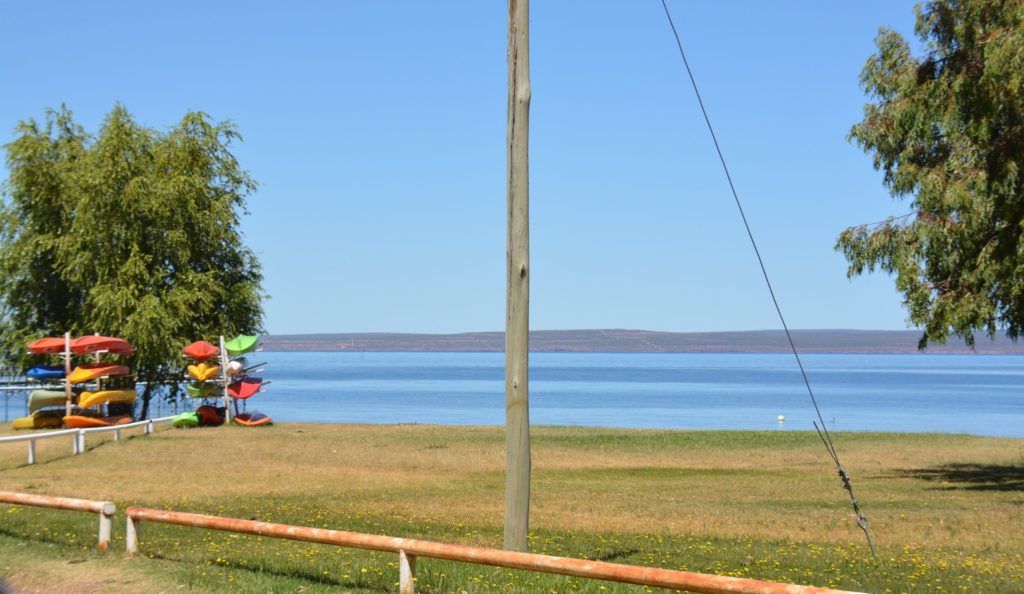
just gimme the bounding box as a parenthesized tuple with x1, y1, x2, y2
(657, 0, 876, 556)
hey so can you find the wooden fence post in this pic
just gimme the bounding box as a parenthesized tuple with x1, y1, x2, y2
(504, 0, 532, 553)
(399, 549, 416, 593)
(126, 515, 140, 555)
(97, 502, 115, 551)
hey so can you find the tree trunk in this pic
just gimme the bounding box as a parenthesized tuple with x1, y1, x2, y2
(138, 382, 153, 420)
(504, 0, 531, 553)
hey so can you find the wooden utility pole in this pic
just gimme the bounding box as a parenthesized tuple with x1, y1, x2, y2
(504, 0, 531, 552)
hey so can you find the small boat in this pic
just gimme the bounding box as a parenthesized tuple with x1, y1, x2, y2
(183, 340, 219, 360)
(187, 363, 220, 382)
(26, 365, 66, 380)
(233, 411, 272, 426)
(29, 389, 70, 413)
(77, 389, 137, 410)
(27, 337, 67, 355)
(185, 383, 220, 398)
(63, 415, 133, 428)
(225, 334, 259, 356)
(196, 405, 226, 427)
(11, 410, 64, 430)
(70, 335, 133, 355)
(67, 364, 130, 384)
(227, 377, 263, 399)
(171, 412, 199, 428)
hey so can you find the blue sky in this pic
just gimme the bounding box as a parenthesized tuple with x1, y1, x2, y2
(1, 1, 922, 335)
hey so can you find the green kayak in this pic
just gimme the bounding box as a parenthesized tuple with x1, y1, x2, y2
(186, 383, 220, 398)
(171, 412, 199, 428)
(29, 389, 69, 413)
(225, 334, 259, 356)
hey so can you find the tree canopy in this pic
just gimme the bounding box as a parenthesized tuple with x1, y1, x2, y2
(1, 104, 265, 416)
(837, 0, 1023, 347)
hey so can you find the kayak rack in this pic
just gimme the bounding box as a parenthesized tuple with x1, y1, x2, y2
(0, 416, 174, 465)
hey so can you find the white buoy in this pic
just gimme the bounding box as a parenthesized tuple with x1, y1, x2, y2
(777, 415, 785, 422)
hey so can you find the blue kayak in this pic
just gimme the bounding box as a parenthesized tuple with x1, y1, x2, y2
(27, 365, 66, 380)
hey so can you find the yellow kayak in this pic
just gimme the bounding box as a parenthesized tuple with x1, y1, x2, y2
(78, 389, 137, 409)
(11, 411, 64, 430)
(188, 363, 220, 382)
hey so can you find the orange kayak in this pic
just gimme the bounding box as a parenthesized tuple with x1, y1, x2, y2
(233, 412, 272, 426)
(188, 363, 220, 382)
(182, 340, 219, 361)
(28, 337, 67, 355)
(71, 335, 133, 355)
(67, 364, 130, 384)
(63, 415, 133, 428)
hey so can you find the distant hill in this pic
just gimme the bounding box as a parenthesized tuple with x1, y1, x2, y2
(262, 329, 1024, 354)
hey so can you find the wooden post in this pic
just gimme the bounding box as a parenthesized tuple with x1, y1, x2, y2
(220, 335, 232, 423)
(97, 503, 114, 551)
(126, 515, 140, 555)
(504, 0, 531, 553)
(399, 549, 416, 594)
(64, 332, 72, 417)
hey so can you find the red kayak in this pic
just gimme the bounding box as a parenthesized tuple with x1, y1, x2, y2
(227, 377, 263, 399)
(182, 340, 219, 360)
(28, 337, 67, 355)
(71, 335, 133, 355)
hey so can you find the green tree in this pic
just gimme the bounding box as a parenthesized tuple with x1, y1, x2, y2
(837, 0, 1023, 347)
(1, 105, 265, 417)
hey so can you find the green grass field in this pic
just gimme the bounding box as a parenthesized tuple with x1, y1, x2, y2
(1, 423, 1022, 593)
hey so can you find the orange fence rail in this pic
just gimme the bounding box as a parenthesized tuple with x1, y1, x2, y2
(0, 490, 115, 551)
(125, 506, 865, 594)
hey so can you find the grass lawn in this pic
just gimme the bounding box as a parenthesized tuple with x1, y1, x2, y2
(0, 423, 1022, 593)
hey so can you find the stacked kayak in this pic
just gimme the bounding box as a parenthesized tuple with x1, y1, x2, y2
(13, 390, 75, 429)
(70, 335, 133, 355)
(171, 411, 199, 428)
(183, 340, 219, 361)
(68, 364, 130, 384)
(233, 411, 272, 426)
(27, 365, 66, 381)
(29, 389, 69, 412)
(63, 414, 133, 428)
(187, 363, 220, 382)
(63, 389, 137, 428)
(11, 410, 64, 430)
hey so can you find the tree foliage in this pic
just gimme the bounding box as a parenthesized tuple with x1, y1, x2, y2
(838, 0, 1023, 347)
(1, 105, 264, 416)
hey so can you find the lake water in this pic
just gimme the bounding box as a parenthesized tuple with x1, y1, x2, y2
(217, 352, 1023, 437)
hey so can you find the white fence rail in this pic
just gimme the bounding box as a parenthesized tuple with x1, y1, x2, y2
(0, 416, 175, 464)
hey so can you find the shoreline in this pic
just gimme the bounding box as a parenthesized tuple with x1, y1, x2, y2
(261, 329, 1024, 355)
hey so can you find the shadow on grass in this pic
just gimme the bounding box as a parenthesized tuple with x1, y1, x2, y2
(589, 548, 640, 562)
(145, 552, 356, 589)
(901, 463, 1024, 491)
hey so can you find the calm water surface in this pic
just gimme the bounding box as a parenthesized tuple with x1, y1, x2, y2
(226, 352, 1022, 437)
